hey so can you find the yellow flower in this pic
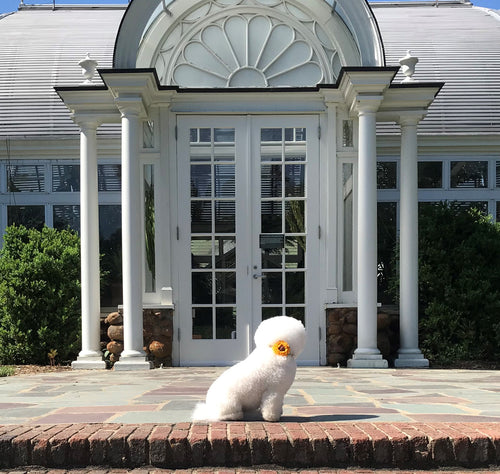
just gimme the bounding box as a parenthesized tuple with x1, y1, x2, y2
(271, 340, 291, 356)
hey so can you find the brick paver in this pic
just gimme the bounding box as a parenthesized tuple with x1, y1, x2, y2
(0, 422, 499, 470)
(0, 468, 500, 473)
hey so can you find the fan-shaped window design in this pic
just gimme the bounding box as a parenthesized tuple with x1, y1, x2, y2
(171, 15, 323, 88)
(139, 0, 355, 88)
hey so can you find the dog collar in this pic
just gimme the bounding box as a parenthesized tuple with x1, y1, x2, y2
(271, 340, 291, 356)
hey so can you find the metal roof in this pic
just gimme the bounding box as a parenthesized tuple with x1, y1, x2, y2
(0, 3, 499, 138)
(0, 8, 122, 138)
(373, 4, 500, 135)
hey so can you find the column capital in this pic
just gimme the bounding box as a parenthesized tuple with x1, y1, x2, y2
(115, 96, 146, 119)
(398, 113, 424, 127)
(353, 95, 384, 116)
(71, 114, 101, 131)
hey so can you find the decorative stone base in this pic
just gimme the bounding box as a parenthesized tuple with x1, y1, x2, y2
(395, 350, 429, 368)
(347, 354, 389, 368)
(71, 356, 106, 370)
(113, 357, 154, 371)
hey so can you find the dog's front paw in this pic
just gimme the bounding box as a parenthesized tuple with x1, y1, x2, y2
(262, 412, 281, 422)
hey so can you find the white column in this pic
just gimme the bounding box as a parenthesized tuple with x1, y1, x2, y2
(72, 119, 106, 369)
(395, 117, 429, 368)
(114, 104, 153, 370)
(348, 105, 388, 368)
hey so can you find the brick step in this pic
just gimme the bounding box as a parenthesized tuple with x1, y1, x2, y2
(0, 422, 499, 470)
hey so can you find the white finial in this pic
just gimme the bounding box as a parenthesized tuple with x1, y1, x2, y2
(399, 50, 419, 83)
(78, 53, 98, 85)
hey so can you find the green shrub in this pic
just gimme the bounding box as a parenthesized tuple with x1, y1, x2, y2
(417, 203, 500, 364)
(0, 225, 81, 365)
(0, 366, 15, 377)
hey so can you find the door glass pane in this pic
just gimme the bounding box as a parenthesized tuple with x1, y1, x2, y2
(286, 272, 305, 304)
(214, 128, 235, 142)
(191, 128, 212, 143)
(262, 272, 282, 304)
(214, 165, 235, 197)
(216, 272, 236, 304)
(262, 307, 283, 320)
(214, 144, 235, 162)
(191, 201, 212, 233)
(262, 248, 282, 269)
(191, 237, 212, 269)
(215, 201, 235, 233)
(287, 307, 305, 326)
(193, 308, 213, 339)
(285, 164, 305, 196)
(216, 308, 236, 339)
(285, 237, 305, 269)
(261, 165, 282, 198)
(261, 128, 282, 141)
(215, 237, 236, 268)
(192, 272, 212, 304)
(191, 165, 212, 197)
(285, 200, 304, 233)
(261, 201, 282, 233)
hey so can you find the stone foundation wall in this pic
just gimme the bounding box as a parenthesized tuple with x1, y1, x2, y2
(100, 307, 399, 368)
(326, 307, 400, 367)
(101, 308, 174, 367)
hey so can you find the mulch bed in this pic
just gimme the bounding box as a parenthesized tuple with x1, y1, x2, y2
(13, 365, 73, 376)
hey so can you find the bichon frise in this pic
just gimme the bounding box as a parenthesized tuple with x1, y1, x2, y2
(192, 315, 306, 422)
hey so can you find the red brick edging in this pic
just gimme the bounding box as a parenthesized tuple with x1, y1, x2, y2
(0, 422, 499, 469)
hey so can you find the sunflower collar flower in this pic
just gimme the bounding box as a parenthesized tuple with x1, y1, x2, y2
(271, 340, 291, 357)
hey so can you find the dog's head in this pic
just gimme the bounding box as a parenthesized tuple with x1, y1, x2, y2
(254, 315, 306, 358)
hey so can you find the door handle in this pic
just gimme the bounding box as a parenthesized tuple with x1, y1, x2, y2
(253, 273, 263, 279)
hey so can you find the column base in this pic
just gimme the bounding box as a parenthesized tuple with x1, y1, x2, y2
(347, 350, 388, 368)
(72, 356, 106, 370)
(114, 356, 154, 371)
(394, 349, 429, 368)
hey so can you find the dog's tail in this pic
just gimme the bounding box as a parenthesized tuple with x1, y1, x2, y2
(191, 402, 219, 422)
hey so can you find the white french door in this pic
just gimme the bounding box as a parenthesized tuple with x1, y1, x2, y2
(176, 115, 320, 365)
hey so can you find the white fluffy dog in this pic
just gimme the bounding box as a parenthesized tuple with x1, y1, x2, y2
(192, 315, 306, 422)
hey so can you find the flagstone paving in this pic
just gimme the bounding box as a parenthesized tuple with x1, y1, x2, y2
(0, 367, 498, 425)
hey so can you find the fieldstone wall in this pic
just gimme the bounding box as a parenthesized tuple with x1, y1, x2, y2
(102, 308, 174, 368)
(326, 307, 400, 367)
